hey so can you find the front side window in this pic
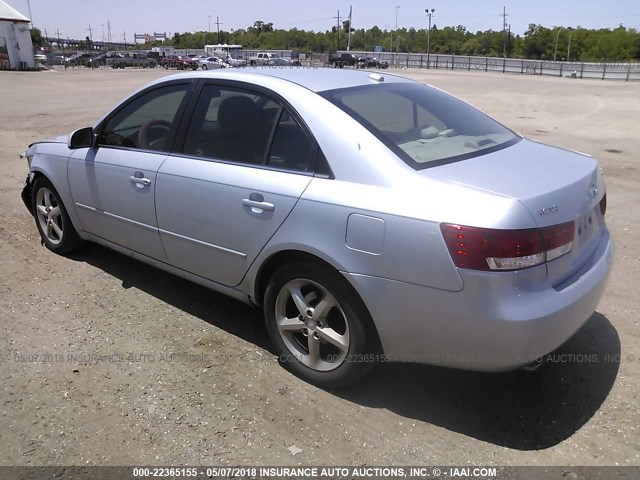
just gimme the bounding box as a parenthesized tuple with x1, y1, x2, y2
(320, 82, 520, 169)
(100, 83, 189, 152)
(182, 84, 316, 172)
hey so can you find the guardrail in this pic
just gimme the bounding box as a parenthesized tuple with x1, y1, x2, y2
(328, 52, 640, 81)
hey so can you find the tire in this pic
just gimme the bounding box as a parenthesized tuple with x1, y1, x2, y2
(264, 262, 378, 388)
(201, 64, 208, 70)
(31, 177, 83, 255)
(163, 62, 169, 69)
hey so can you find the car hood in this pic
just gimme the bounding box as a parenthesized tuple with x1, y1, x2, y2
(29, 134, 69, 148)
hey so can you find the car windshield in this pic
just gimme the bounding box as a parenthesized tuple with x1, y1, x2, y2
(320, 82, 520, 169)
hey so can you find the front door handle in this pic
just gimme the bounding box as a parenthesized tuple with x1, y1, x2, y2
(130, 175, 152, 187)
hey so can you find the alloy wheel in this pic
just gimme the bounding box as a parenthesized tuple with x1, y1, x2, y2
(35, 187, 63, 245)
(274, 278, 350, 371)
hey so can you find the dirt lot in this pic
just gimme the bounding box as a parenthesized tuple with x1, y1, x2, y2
(0, 68, 638, 467)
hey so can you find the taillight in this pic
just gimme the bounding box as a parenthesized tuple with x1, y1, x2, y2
(440, 221, 575, 271)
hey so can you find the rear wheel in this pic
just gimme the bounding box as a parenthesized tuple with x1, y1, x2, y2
(32, 177, 83, 255)
(264, 262, 378, 388)
(202, 64, 208, 70)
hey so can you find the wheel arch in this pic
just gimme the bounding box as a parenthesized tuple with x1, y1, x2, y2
(28, 155, 85, 235)
(252, 248, 384, 354)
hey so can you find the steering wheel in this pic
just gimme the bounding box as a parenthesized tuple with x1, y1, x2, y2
(138, 119, 172, 150)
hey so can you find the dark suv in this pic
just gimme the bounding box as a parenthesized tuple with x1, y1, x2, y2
(65, 52, 94, 67)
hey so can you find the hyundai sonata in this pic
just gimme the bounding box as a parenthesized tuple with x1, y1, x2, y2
(20, 69, 613, 387)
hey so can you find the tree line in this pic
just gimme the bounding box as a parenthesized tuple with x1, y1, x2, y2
(171, 22, 640, 62)
(34, 21, 640, 61)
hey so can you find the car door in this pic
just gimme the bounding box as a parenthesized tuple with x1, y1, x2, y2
(155, 82, 319, 286)
(67, 81, 192, 260)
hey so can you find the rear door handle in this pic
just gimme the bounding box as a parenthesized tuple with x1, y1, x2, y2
(242, 193, 275, 213)
(242, 199, 275, 212)
(130, 175, 152, 187)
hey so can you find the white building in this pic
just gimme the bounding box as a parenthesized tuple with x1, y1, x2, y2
(0, 0, 35, 69)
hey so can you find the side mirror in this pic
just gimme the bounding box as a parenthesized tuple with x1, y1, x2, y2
(68, 127, 94, 149)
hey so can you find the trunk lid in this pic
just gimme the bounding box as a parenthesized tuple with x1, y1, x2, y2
(425, 138, 605, 285)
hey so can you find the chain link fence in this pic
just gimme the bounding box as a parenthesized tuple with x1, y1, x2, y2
(322, 51, 640, 81)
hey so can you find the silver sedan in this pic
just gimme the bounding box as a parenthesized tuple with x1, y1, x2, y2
(20, 68, 613, 387)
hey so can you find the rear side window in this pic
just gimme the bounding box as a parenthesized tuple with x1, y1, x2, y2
(182, 84, 316, 172)
(321, 83, 520, 169)
(182, 85, 278, 165)
(267, 111, 316, 172)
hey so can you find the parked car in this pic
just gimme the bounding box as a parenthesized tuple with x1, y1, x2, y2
(224, 54, 246, 67)
(85, 53, 109, 68)
(159, 55, 198, 70)
(357, 56, 389, 69)
(107, 52, 157, 69)
(248, 52, 274, 66)
(199, 56, 227, 70)
(263, 58, 298, 67)
(65, 52, 93, 67)
(328, 52, 357, 68)
(20, 69, 613, 388)
(50, 55, 68, 66)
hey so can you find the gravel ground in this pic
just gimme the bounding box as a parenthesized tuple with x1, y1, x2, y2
(0, 67, 638, 467)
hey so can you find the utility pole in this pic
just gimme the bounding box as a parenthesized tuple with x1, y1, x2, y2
(87, 25, 94, 68)
(333, 10, 341, 50)
(56, 28, 65, 70)
(347, 6, 352, 51)
(395, 6, 400, 53)
(107, 20, 112, 43)
(216, 17, 221, 44)
(123, 31, 127, 50)
(26, 0, 33, 27)
(501, 6, 508, 57)
(425, 8, 435, 68)
(553, 27, 562, 61)
(567, 27, 573, 61)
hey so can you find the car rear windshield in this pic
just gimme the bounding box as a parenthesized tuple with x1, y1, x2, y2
(320, 82, 520, 169)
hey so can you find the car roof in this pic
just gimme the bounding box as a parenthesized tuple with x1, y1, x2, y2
(161, 67, 415, 93)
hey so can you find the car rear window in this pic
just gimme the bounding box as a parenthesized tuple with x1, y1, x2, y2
(320, 82, 520, 169)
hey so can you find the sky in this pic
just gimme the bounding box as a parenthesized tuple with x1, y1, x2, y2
(8, 0, 640, 42)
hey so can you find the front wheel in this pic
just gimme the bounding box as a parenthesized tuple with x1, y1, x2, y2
(32, 177, 83, 255)
(264, 262, 378, 388)
(201, 64, 208, 70)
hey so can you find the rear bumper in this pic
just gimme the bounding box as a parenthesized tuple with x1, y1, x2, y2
(343, 229, 613, 371)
